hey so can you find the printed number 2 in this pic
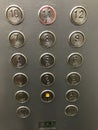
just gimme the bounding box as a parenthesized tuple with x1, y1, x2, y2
(74, 9, 84, 19)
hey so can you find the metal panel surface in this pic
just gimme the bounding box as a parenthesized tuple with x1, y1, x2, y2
(0, 0, 98, 130)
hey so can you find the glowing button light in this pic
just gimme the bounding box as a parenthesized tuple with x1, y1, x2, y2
(45, 93, 50, 98)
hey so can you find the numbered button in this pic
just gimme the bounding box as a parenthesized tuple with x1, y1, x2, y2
(16, 106, 31, 118)
(11, 53, 27, 68)
(40, 53, 55, 68)
(69, 31, 85, 48)
(13, 73, 28, 87)
(39, 31, 56, 48)
(38, 5, 56, 25)
(40, 72, 55, 86)
(66, 89, 80, 102)
(64, 105, 78, 117)
(66, 72, 81, 86)
(5, 5, 24, 25)
(67, 52, 83, 67)
(9, 31, 25, 48)
(70, 6, 87, 25)
(15, 90, 29, 103)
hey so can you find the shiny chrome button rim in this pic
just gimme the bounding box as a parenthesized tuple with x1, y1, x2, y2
(67, 52, 84, 67)
(70, 6, 87, 25)
(5, 5, 24, 25)
(40, 90, 55, 103)
(40, 72, 55, 86)
(8, 30, 25, 48)
(69, 31, 85, 48)
(15, 90, 30, 103)
(40, 53, 55, 68)
(10, 53, 27, 68)
(65, 89, 80, 102)
(64, 105, 78, 117)
(39, 30, 56, 48)
(16, 106, 31, 118)
(66, 72, 81, 86)
(13, 73, 28, 87)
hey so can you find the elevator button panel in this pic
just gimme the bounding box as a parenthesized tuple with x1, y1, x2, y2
(0, 0, 97, 130)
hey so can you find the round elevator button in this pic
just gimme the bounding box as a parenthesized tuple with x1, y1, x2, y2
(15, 90, 29, 103)
(39, 31, 56, 48)
(40, 90, 55, 103)
(5, 5, 24, 25)
(70, 6, 87, 25)
(38, 5, 56, 25)
(64, 105, 78, 117)
(40, 72, 55, 86)
(11, 53, 27, 68)
(66, 72, 81, 86)
(69, 31, 85, 48)
(67, 52, 83, 67)
(13, 73, 28, 87)
(40, 53, 55, 68)
(16, 106, 31, 118)
(9, 30, 25, 48)
(65, 89, 80, 102)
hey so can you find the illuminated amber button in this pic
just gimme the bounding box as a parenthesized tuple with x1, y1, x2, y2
(40, 90, 55, 103)
(45, 93, 50, 98)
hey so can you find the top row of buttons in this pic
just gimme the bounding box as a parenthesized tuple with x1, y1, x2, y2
(5, 5, 87, 26)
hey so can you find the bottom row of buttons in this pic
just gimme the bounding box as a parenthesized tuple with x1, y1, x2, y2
(16, 105, 78, 118)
